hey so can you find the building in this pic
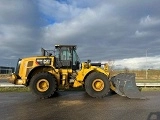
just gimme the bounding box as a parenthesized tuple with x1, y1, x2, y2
(0, 66, 15, 74)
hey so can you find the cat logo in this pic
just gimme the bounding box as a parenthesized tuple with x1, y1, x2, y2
(36, 58, 51, 65)
(43, 59, 51, 65)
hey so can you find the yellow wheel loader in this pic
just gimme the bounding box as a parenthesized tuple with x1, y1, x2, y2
(9, 45, 143, 99)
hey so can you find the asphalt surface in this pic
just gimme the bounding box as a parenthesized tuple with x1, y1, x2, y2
(0, 91, 160, 120)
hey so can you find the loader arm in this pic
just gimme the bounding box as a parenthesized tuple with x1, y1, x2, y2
(73, 62, 110, 87)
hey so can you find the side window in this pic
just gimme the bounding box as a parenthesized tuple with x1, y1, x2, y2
(66, 49, 71, 60)
(73, 50, 78, 65)
(55, 49, 60, 59)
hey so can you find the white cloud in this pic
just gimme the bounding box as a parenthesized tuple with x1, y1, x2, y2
(140, 15, 160, 27)
(135, 30, 148, 37)
(113, 56, 160, 70)
(1, 0, 160, 70)
(41, 4, 115, 48)
(38, 0, 85, 23)
(0, 0, 43, 66)
(36, 1, 160, 70)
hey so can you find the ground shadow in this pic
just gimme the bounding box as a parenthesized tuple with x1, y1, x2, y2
(50, 91, 61, 98)
(147, 112, 160, 120)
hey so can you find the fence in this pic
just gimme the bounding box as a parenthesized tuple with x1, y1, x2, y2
(111, 69, 160, 80)
(0, 67, 15, 74)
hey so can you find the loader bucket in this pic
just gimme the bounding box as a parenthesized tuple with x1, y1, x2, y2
(111, 73, 145, 99)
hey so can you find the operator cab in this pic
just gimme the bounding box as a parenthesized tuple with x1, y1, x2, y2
(54, 45, 80, 70)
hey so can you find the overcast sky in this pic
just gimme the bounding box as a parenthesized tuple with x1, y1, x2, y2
(1, 0, 160, 70)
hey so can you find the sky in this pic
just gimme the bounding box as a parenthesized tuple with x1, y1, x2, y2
(0, 0, 160, 70)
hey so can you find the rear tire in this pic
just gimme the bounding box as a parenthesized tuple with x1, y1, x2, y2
(30, 72, 57, 99)
(85, 72, 110, 98)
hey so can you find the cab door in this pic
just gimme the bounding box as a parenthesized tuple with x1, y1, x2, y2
(56, 47, 72, 69)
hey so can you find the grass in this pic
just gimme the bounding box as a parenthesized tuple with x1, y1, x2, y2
(0, 87, 30, 92)
(0, 74, 11, 79)
(0, 86, 85, 92)
(0, 86, 160, 92)
(136, 79, 160, 83)
(140, 87, 160, 91)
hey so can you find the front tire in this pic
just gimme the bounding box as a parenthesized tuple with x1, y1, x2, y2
(85, 72, 110, 98)
(30, 72, 57, 99)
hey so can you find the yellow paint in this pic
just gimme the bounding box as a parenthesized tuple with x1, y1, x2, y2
(36, 79, 49, 92)
(110, 81, 116, 91)
(75, 62, 110, 82)
(92, 79, 104, 91)
(10, 52, 110, 92)
(73, 80, 83, 87)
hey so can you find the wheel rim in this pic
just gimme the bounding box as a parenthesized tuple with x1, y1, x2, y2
(92, 79, 104, 91)
(36, 79, 49, 92)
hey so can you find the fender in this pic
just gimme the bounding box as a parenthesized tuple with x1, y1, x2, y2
(26, 65, 59, 85)
(76, 66, 110, 82)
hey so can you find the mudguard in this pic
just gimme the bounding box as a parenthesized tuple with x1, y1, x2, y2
(111, 73, 145, 99)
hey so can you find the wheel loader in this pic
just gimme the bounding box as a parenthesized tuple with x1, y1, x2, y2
(9, 45, 143, 99)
